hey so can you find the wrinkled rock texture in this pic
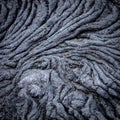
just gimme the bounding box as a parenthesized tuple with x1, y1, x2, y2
(0, 0, 120, 120)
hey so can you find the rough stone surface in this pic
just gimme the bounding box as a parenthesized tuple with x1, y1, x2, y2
(0, 0, 120, 120)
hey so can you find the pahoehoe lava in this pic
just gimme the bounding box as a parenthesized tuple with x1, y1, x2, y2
(0, 0, 120, 120)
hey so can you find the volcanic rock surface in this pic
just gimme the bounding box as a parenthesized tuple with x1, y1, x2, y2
(0, 0, 120, 120)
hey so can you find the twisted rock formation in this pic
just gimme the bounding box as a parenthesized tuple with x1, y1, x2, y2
(0, 0, 120, 120)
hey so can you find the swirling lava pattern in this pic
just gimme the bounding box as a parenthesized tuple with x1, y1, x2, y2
(0, 0, 120, 120)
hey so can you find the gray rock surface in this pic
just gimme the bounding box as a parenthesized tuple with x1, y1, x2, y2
(0, 0, 120, 120)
